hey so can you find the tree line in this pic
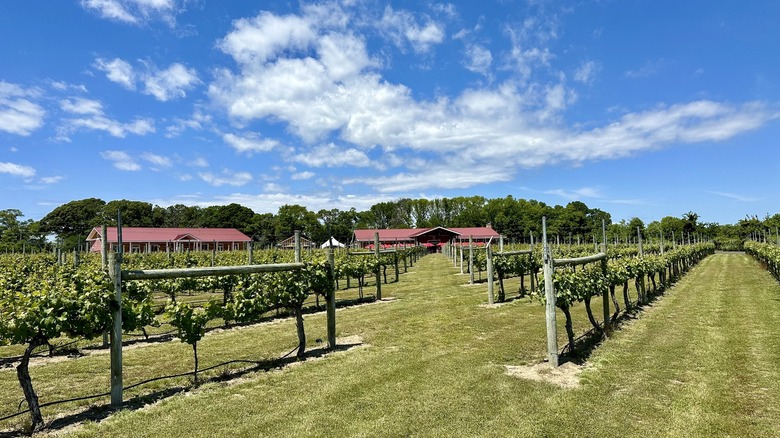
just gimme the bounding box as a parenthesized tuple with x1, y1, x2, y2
(2, 196, 778, 252)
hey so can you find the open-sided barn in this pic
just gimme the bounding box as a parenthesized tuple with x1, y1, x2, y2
(353, 226, 500, 251)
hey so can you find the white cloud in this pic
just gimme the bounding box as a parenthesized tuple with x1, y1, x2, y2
(709, 191, 758, 202)
(543, 187, 603, 200)
(100, 150, 141, 171)
(379, 6, 445, 53)
(95, 58, 136, 89)
(165, 109, 211, 137)
(142, 62, 200, 101)
(464, 44, 493, 76)
(345, 163, 512, 193)
(60, 97, 103, 115)
(0, 81, 45, 136)
(625, 58, 666, 79)
(263, 182, 284, 192)
(96, 58, 199, 101)
(574, 60, 600, 84)
(80, 0, 179, 26)
(292, 143, 372, 168)
(198, 170, 254, 187)
(150, 191, 398, 215)
(189, 157, 209, 168)
(209, 7, 779, 194)
(291, 171, 315, 180)
(0, 162, 36, 178)
(39, 176, 64, 184)
(141, 152, 172, 169)
(223, 133, 278, 154)
(218, 12, 317, 66)
(60, 115, 155, 139)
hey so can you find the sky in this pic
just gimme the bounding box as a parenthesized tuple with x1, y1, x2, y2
(1, 0, 779, 225)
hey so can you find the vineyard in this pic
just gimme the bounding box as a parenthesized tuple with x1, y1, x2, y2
(0, 243, 426, 432)
(3, 234, 780, 436)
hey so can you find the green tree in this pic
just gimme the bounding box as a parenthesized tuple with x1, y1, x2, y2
(102, 200, 156, 227)
(275, 205, 319, 241)
(200, 203, 255, 233)
(39, 198, 106, 250)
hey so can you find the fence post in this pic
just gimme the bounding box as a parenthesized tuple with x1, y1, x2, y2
(101, 225, 108, 269)
(294, 230, 301, 263)
(459, 244, 464, 274)
(469, 235, 474, 285)
(108, 251, 123, 406)
(249, 241, 254, 264)
(374, 232, 382, 300)
(601, 219, 610, 333)
(394, 251, 399, 282)
(326, 247, 337, 349)
(542, 217, 559, 367)
(486, 243, 494, 305)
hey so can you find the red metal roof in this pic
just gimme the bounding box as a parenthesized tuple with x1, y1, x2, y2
(354, 226, 499, 242)
(449, 227, 500, 240)
(87, 227, 251, 243)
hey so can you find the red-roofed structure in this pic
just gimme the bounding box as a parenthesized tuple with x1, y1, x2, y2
(86, 227, 251, 253)
(353, 226, 500, 252)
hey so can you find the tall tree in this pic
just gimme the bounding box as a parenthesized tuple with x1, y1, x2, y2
(39, 198, 106, 250)
(200, 203, 255, 233)
(275, 204, 319, 240)
(102, 200, 155, 227)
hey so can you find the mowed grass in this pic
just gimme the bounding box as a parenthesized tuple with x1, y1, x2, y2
(2, 253, 780, 436)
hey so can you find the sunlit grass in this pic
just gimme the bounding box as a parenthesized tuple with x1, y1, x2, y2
(2, 253, 780, 437)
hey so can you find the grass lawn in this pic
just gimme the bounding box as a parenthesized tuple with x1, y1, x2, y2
(2, 252, 780, 436)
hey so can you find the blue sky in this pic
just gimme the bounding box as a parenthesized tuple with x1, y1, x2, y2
(1, 1, 779, 225)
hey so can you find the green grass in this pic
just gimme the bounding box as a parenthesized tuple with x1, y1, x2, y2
(2, 253, 780, 436)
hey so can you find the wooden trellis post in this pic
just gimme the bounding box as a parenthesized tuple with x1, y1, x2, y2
(469, 235, 474, 285)
(109, 212, 123, 407)
(542, 217, 558, 367)
(486, 243, 494, 305)
(374, 232, 382, 300)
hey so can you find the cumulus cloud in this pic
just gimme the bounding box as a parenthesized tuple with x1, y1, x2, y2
(464, 44, 493, 76)
(39, 176, 64, 184)
(95, 58, 136, 89)
(291, 171, 315, 180)
(141, 62, 200, 101)
(59, 115, 155, 140)
(208, 5, 779, 194)
(292, 143, 372, 168)
(150, 191, 399, 214)
(96, 58, 199, 101)
(141, 152, 172, 169)
(198, 169, 254, 187)
(0, 162, 36, 178)
(379, 6, 445, 53)
(100, 150, 141, 171)
(60, 97, 103, 115)
(0, 81, 45, 136)
(223, 133, 279, 154)
(80, 0, 180, 26)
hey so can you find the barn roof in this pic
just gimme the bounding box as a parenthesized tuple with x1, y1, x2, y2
(86, 227, 251, 243)
(354, 226, 499, 242)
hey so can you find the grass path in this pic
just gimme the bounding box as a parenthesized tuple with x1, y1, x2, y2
(3, 253, 780, 436)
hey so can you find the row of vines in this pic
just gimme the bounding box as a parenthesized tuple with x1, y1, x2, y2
(462, 242, 715, 354)
(0, 246, 426, 431)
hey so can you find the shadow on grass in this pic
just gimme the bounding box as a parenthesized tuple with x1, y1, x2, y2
(1, 341, 362, 437)
(558, 286, 669, 366)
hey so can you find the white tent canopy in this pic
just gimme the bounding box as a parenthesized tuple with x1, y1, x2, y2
(321, 237, 345, 248)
